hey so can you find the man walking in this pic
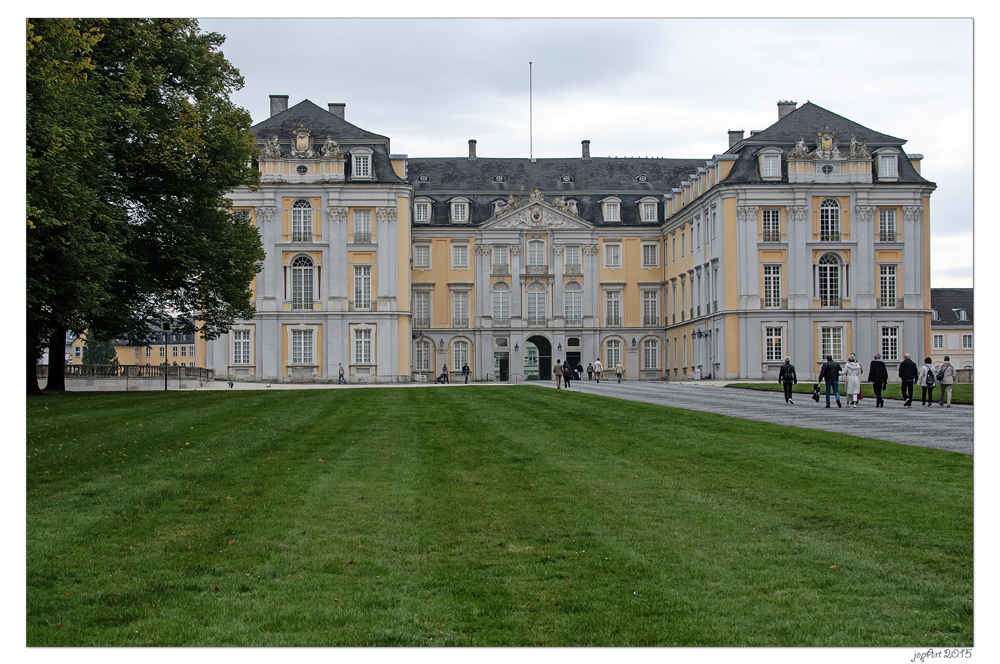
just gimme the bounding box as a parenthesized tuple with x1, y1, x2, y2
(818, 355, 842, 408)
(462, 362, 471, 384)
(554, 359, 562, 389)
(868, 353, 888, 408)
(898, 353, 918, 407)
(338, 362, 347, 385)
(593, 358, 603, 383)
(563, 360, 573, 389)
(938, 356, 957, 407)
(778, 356, 797, 404)
(615, 361, 624, 383)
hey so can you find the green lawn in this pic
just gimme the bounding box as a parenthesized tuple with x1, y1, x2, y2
(27, 387, 972, 646)
(727, 382, 973, 404)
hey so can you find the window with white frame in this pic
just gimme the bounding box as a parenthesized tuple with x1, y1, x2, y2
(765, 326, 783, 361)
(351, 151, 372, 179)
(821, 326, 844, 361)
(451, 243, 469, 269)
(671, 236, 676, 262)
(74, 346, 81, 358)
(415, 340, 431, 372)
(179, 346, 186, 357)
(605, 339, 622, 370)
(492, 281, 511, 324)
(564, 245, 581, 270)
(172, 346, 178, 357)
(414, 199, 431, 223)
(450, 199, 469, 223)
(413, 244, 430, 269)
(413, 290, 431, 328)
(354, 328, 372, 364)
(880, 326, 899, 361)
(453, 340, 469, 370)
(690, 222, 695, 252)
(762, 209, 781, 242)
(291, 255, 315, 309)
(820, 198, 841, 241)
(291, 199, 312, 242)
(233, 329, 251, 364)
(146, 346, 151, 357)
(762, 153, 781, 178)
(526, 282, 547, 326)
(955, 309, 969, 321)
(354, 266, 372, 310)
(763, 265, 782, 308)
(492, 246, 509, 272)
(353, 209, 372, 244)
(711, 208, 717, 239)
(605, 290, 622, 326)
(696, 220, 701, 247)
(878, 208, 897, 242)
(681, 229, 685, 256)
(641, 201, 658, 222)
(527, 239, 545, 268)
(134, 348, 140, 359)
(643, 339, 659, 369)
(602, 198, 621, 222)
(879, 265, 897, 308)
(452, 290, 469, 328)
(933, 334, 944, 350)
(642, 290, 659, 326)
(564, 281, 582, 324)
(931, 309, 940, 321)
(604, 243, 622, 268)
(878, 153, 898, 179)
(817, 253, 841, 307)
(962, 334, 973, 349)
(641, 243, 659, 268)
(291, 329, 313, 364)
(189, 346, 195, 357)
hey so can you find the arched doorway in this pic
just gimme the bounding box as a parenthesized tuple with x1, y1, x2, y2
(525, 335, 552, 380)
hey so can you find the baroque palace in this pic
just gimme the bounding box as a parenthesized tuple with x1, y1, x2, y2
(205, 96, 935, 383)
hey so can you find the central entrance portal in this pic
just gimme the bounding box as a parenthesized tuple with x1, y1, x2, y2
(524, 335, 552, 380)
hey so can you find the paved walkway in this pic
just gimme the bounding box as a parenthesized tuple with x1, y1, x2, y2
(546, 378, 974, 455)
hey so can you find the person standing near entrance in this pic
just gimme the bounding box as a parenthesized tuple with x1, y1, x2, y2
(868, 353, 888, 408)
(554, 359, 562, 389)
(563, 360, 573, 389)
(778, 356, 797, 404)
(587, 363, 594, 380)
(338, 362, 347, 385)
(937, 356, 957, 407)
(615, 361, 624, 383)
(462, 362, 470, 384)
(898, 353, 918, 407)
(818, 355, 842, 408)
(593, 358, 603, 383)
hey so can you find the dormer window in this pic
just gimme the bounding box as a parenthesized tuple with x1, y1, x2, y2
(954, 308, 969, 321)
(638, 197, 659, 222)
(414, 197, 432, 223)
(350, 147, 374, 181)
(601, 197, 622, 222)
(874, 147, 900, 182)
(758, 147, 783, 181)
(450, 198, 470, 224)
(931, 309, 940, 321)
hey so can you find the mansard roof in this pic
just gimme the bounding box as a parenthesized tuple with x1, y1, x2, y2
(931, 288, 974, 326)
(250, 99, 389, 144)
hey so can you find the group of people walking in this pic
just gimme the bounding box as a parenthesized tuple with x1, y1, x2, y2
(778, 353, 958, 408)
(554, 358, 625, 388)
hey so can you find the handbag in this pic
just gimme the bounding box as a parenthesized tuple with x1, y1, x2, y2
(857, 390, 863, 401)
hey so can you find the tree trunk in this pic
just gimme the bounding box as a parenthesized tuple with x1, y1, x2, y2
(27, 351, 43, 395)
(46, 328, 67, 392)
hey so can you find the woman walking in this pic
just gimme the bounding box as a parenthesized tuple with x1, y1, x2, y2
(937, 356, 957, 407)
(918, 357, 936, 407)
(844, 354, 863, 408)
(778, 357, 797, 404)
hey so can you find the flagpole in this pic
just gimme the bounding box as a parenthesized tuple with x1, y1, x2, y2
(529, 61, 533, 160)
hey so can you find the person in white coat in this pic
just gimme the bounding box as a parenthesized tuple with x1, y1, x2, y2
(843, 353, 863, 408)
(592, 358, 603, 383)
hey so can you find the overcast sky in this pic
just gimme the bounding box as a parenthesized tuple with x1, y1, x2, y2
(197, 17, 973, 288)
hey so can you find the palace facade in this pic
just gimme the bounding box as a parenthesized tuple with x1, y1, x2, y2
(205, 97, 936, 383)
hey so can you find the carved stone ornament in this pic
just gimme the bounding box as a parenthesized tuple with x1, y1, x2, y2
(327, 206, 349, 223)
(854, 205, 877, 222)
(787, 205, 809, 222)
(528, 186, 545, 204)
(493, 206, 574, 230)
(492, 194, 523, 218)
(810, 128, 843, 161)
(375, 207, 397, 223)
(553, 244, 564, 256)
(848, 135, 871, 159)
(902, 206, 924, 222)
(321, 136, 344, 159)
(288, 126, 317, 159)
(736, 205, 759, 222)
(509, 244, 520, 256)
(582, 244, 600, 256)
(788, 137, 810, 159)
(256, 206, 276, 223)
(259, 136, 282, 160)
(475, 244, 492, 255)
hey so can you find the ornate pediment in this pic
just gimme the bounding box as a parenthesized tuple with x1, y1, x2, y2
(481, 188, 592, 231)
(788, 129, 871, 162)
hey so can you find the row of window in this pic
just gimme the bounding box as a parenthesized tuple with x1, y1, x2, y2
(290, 200, 374, 243)
(276, 328, 373, 366)
(764, 325, 906, 363)
(288, 257, 372, 310)
(932, 333, 974, 350)
(134, 346, 197, 358)
(756, 256, 899, 309)
(760, 151, 900, 180)
(413, 197, 660, 224)
(931, 308, 970, 322)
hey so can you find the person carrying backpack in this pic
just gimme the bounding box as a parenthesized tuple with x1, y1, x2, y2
(917, 357, 936, 407)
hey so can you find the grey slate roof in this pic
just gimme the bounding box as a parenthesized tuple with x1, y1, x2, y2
(724, 102, 933, 186)
(406, 156, 706, 226)
(931, 288, 974, 326)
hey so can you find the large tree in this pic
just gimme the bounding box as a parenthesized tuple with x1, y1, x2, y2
(26, 19, 263, 393)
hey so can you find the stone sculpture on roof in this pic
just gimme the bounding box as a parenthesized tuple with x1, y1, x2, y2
(288, 125, 316, 158)
(321, 136, 344, 159)
(848, 135, 870, 159)
(788, 136, 810, 159)
(811, 128, 843, 160)
(260, 135, 282, 160)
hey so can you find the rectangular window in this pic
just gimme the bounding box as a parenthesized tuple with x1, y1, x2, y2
(180, 346, 187, 357)
(452, 291, 469, 328)
(880, 326, 899, 361)
(956, 309, 969, 321)
(821, 326, 844, 361)
(690, 224, 694, 252)
(643, 290, 659, 326)
(643, 339, 658, 369)
(452, 244, 469, 269)
(642, 202, 657, 222)
(605, 243, 622, 268)
(762, 209, 781, 242)
(291, 329, 313, 364)
(526, 291, 546, 326)
(493, 246, 509, 272)
(564, 289, 581, 325)
(606, 291, 622, 326)
(134, 348, 140, 359)
(159, 346, 165, 357)
(234, 330, 251, 364)
(353, 209, 372, 243)
(353, 154, 370, 177)
(765, 326, 783, 362)
(189, 346, 195, 357)
(878, 209, 897, 242)
(452, 203, 467, 223)
(879, 155, 897, 177)
(493, 288, 511, 324)
(415, 341, 430, 372)
(413, 291, 430, 328)
(527, 240, 545, 267)
(414, 202, 430, 222)
(933, 334, 944, 350)
(671, 237, 676, 262)
(413, 244, 430, 269)
(564, 245, 581, 270)
(879, 265, 897, 308)
(642, 244, 658, 268)
(681, 230, 685, 257)
(962, 334, 973, 349)
(74, 346, 81, 358)
(763, 154, 781, 177)
(763, 265, 782, 308)
(354, 328, 372, 364)
(354, 266, 372, 309)
(171, 346, 178, 357)
(145, 346, 151, 358)
(604, 202, 620, 221)
(453, 340, 469, 370)
(605, 339, 622, 370)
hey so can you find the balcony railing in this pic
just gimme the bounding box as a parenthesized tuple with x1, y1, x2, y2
(877, 297, 898, 309)
(761, 297, 788, 309)
(292, 299, 313, 310)
(761, 231, 782, 243)
(643, 315, 659, 327)
(816, 231, 842, 242)
(350, 232, 373, 244)
(564, 317, 583, 326)
(525, 265, 548, 275)
(492, 265, 510, 275)
(527, 315, 546, 326)
(413, 317, 431, 328)
(564, 264, 582, 275)
(291, 232, 314, 243)
(877, 231, 901, 242)
(349, 299, 372, 311)
(605, 315, 622, 326)
(819, 296, 842, 308)
(452, 317, 469, 328)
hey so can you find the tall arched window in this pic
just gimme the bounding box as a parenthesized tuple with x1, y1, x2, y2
(491, 281, 510, 325)
(453, 340, 469, 370)
(527, 239, 546, 268)
(817, 253, 841, 307)
(605, 339, 622, 370)
(415, 340, 431, 372)
(564, 280, 583, 325)
(526, 281, 547, 326)
(643, 339, 659, 369)
(819, 198, 840, 242)
(291, 255, 314, 309)
(292, 199, 312, 242)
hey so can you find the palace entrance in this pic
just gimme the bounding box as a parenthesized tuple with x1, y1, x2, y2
(523, 335, 552, 380)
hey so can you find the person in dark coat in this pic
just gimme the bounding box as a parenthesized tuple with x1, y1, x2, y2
(818, 355, 842, 408)
(868, 353, 889, 408)
(562, 360, 573, 389)
(898, 353, 918, 407)
(778, 356, 797, 404)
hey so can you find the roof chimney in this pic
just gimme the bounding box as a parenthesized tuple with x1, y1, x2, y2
(581, 140, 591, 161)
(728, 130, 744, 149)
(777, 100, 797, 120)
(328, 103, 345, 119)
(468, 139, 477, 161)
(269, 95, 289, 117)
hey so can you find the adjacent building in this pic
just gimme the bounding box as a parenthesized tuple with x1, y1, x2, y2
(930, 288, 973, 369)
(206, 98, 938, 383)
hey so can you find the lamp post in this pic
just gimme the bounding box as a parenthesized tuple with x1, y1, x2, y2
(162, 319, 171, 391)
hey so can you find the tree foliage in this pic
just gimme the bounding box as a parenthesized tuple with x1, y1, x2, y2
(26, 19, 263, 392)
(81, 332, 120, 365)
